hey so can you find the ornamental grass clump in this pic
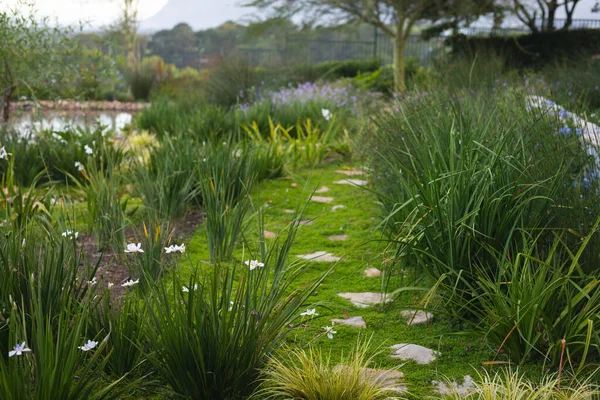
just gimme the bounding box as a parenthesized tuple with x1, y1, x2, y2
(145, 211, 331, 399)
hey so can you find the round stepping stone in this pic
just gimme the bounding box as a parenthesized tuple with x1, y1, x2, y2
(298, 251, 340, 262)
(315, 186, 330, 193)
(330, 316, 367, 328)
(283, 209, 295, 214)
(263, 230, 277, 239)
(331, 205, 346, 211)
(390, 344, 439, 364)
(337, 292, 392, 308)
(364, 267, 381, 277)
(335, 169, 365, 176)
(291, 183, 298, 188)
(433, 375, 475, 396)
(333, 366, 406, 393)
(311, 196, 334, 204)
(298, 220, 313, 226)
(328, 234, 348, 241)
(401, 310, 433, 326)
(334, 179, 369, 186)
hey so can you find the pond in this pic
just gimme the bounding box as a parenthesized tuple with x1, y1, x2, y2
(7, 110, 134, 137)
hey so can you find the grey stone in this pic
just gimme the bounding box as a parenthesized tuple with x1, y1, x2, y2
(330, 316, 367, 328)
(298, 220, 313, 226)
(337, 292, 392, 308)
(316, 186, 331, 193)
(433, 375, 475, 396)
(333, 366, 406, 393)
(401, 310, 433, 326)
(328, 234, 348, 241)
(390, 344, 439, 364)
(364, 267, 382, 277)
(312, 196, 334, 204)
(331, 205, 346, 211)
(336, 169, 365, 176)
(298, 251, 340, 262)
(334, 179, 369, 186)
(284, 209, 295, 214)
(263, 230, 277, 239)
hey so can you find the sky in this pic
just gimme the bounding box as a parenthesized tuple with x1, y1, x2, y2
(1, 0, 598, 31)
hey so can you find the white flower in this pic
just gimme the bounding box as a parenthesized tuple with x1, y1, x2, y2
(78, 340, 98, 351)
(9, 342, 31, 357)
(165, 243, 185, 254)
(0, 146, 7, 160)
(245, 259, 265, 270)
(62, 230, 79, 239)
(322, 108, 332, 121)
(300, 308, 318, 317)
(124, 243, 144, 253)
(182, 284, 198, 293)
(87, 277, 97, 286)
(121, 279, 139, 287)
(323, 325, 337, 339)
(84, 144, 93, 155)
(107, 282, 114, 289)
(74, 161, 84, 171)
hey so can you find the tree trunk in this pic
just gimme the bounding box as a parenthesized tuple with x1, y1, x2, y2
(393, 36, 407, 94)
(1, 86, 14, 123)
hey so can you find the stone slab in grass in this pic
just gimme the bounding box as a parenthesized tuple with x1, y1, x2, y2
(328, 234, 348, 241)
(298, 251, 340, 262)
(316, 186, 331, 193)
(433, 375, 475, 396)
(333, 366, 406, 394)
(330, 316, 367, 328)
(311, 196, 334, 204)
(331, 205, 346, 212)
(283, 209, 295, 214)
(298, 220, 313, 226)
(401, 310, 433, 326)
(390, 344, 439, 365)
(263, 230, 277, 239)
(364, 267, 381, 277)
(335, 169, 365, 177)
(337, 292, 392, 308)
(334, 179, 369, 187)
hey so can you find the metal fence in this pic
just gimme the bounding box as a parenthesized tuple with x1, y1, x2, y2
(237, 18, 600, 69)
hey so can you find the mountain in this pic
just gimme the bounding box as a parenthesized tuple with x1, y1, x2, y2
(140, 0, 256, 31)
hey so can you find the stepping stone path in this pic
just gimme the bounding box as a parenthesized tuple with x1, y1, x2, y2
(337, 292, 392, 308)
(364, 267, 381, 277)
(401, 310, 433, 326)
(263, 230, 277, 239)
(298, 220, 313, 226)
(311, 196, 334, 204)
(328, 234, 348, 241)
(298, 251, 340, 262)
(284, 209, 295, 214)
(336, 169, 365, 176)
(331, 205, 346, 211)
(333, 366, 406, 394)
(390, 344, 439, 365)
(330, 316, 367, 328)
(334, 179, 369, 187)
(315, 186, 331, 193)
(433, 375, 475, 396)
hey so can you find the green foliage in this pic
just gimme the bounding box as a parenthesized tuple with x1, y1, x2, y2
(145, 213, 331, 399)
(258, 339, 389, 400)
(352, 58, 430, 94)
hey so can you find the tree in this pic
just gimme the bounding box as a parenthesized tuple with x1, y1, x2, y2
(244, 0, 495, 93)
(504, 0, 582, 32)
(0, 2, 79, 122)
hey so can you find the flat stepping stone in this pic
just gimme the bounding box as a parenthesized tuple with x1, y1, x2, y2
(364, 267, 381, 277)
(298, 220, 313, 226)
(337, 292, 392, 308)
(263, 230, 277, 239)
(283, 209, 295, 214)
(298, 251, 340, 262)
(433, 375, 475, 396)
(315, 186, 330, 193)
(401, 310, 433, 326)
(311, 196, 334, 204)
(328, 234, 348, 241)
(333, 366, 406, 393)
(330, 316, 367, 328)
(331, 205, 346, 211)
(334, 179, 368, 186)
(390, 344, 439, 364)
(335, 169, 364, 176)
